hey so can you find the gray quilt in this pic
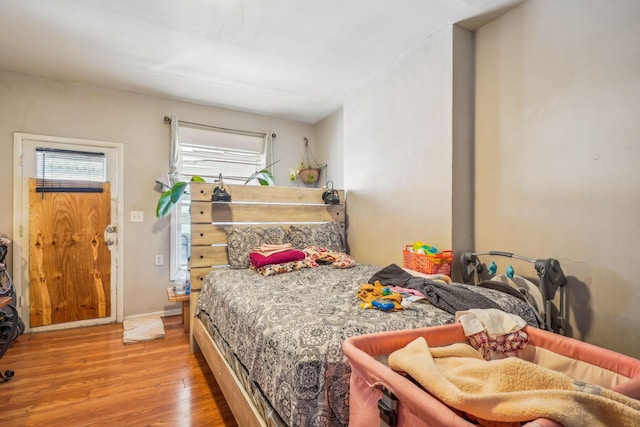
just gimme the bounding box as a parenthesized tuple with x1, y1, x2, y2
(195, 264, 538, 427)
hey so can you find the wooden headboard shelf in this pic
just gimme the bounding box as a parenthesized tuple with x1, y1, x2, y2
(189, 182, 345, 290)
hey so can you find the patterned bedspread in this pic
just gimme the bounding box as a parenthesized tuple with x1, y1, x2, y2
(195, 264, 538, 427)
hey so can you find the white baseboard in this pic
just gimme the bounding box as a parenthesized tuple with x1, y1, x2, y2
(123, 308, 181, 321)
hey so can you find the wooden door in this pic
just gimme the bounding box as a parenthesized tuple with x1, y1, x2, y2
(28, 179, 111, 327)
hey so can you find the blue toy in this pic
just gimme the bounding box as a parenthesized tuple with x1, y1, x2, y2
(506, 264, 515, 279)
(488, 261, 497, 275)
(371, 300, 395, 311)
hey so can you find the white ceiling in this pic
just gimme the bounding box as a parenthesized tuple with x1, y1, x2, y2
(0, 0, 521, 124)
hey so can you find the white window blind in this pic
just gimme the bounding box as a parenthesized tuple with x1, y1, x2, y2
(177, 124, 267, 184)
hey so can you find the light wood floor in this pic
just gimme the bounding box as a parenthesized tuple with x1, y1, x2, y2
(1, 315, 238, 427)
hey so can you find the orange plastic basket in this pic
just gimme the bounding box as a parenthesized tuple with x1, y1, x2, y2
(402, 246, 453, 275)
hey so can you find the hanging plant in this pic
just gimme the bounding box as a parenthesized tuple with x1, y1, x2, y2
(292, 163, 325, 185)
(290, 138, 326, 186)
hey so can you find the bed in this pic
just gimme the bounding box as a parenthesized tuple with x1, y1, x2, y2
(187, 183, 551, 427)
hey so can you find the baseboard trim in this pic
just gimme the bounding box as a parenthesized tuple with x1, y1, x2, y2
(123, 308, 181, 321)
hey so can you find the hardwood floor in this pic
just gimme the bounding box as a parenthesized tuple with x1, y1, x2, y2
(1, 315, 238, 427)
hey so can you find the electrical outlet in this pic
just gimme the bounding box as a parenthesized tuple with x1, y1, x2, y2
(155, 254, 163, 266)
(130, 211, 144, 222)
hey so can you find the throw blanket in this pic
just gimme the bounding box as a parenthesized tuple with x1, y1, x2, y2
(303, 245, 355, 268)
(250, 249, 306, 268)
(252, 243, 293, 256)
(370, 264, 502, 314)
(388, 338, 640, 427)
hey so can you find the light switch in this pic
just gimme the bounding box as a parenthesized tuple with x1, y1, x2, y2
(130, 211, 144, 222)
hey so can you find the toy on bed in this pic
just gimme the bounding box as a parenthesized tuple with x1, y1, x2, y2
(460, 250, 567, 335)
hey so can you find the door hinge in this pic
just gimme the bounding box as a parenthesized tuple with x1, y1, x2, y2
(19, 225, 23, 237)
(19, 295, 24, 308)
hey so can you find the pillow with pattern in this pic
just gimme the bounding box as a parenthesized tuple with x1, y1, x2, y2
(225, 226, 288, 269)
(287, 222, 345, 253)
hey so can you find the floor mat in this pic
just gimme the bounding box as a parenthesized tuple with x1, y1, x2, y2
(122, 316, 165, 344)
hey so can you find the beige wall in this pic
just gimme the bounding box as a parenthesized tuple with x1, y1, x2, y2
(315, 109, 344, 189)
(343, 26, 456, 266)
(336, 0, 640, 358)
(475, 0, 640, 357)
(0, 70, 315, 319)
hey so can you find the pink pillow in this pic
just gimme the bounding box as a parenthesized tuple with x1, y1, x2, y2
(250, 249, 306, 268)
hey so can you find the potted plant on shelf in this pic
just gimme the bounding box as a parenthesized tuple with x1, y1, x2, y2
(290, 137, 326, 187)
(156, 175, 205, 218)
(156, 161, 279, 218)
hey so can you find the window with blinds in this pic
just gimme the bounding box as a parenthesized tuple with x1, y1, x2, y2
(177, 124, 268, 184)
(35, 148, 106, 192)
(173, 123, 270, 272)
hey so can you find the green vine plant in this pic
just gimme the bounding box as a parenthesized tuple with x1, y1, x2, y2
(244, 160, 279, 186)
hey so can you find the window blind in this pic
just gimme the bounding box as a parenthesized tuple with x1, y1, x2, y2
(35, 148, 106, 192)
(177, 124, 267, 184)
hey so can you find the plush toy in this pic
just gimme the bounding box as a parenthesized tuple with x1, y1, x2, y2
(357, 281, 403, 310)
